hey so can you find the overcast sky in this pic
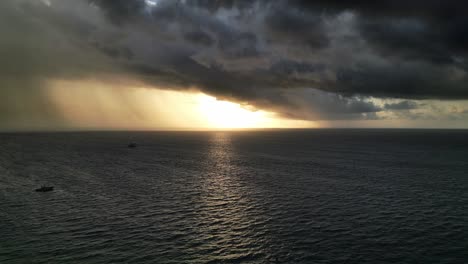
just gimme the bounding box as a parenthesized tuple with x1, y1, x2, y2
(1, 0, 468, 129)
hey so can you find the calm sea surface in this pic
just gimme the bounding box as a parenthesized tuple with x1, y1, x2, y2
(1, 130, 467, 263)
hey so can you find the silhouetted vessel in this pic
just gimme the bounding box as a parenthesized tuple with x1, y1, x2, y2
(128, 143, 137, 148)
(35, 186, 54, 192)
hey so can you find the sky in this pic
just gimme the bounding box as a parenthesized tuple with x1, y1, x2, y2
(1, 0, 468, 130)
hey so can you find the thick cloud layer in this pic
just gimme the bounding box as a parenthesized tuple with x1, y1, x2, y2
(1, 0, 468, 126)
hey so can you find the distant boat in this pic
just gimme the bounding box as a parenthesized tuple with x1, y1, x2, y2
(35, 186, 54, 192)
(128, 143, 137, 148)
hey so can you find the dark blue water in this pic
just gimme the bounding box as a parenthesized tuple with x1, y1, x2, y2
(1, 130, 468, 263)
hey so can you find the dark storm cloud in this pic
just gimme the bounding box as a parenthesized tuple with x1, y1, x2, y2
(89, 0, 468, 100)
(281, 89, 383, 120)
(216, 32, 261, 59)
(295, 2, 468, 67)
(183, 31, 214, 46)
(269, 61, 325, 75)
(184, 0, 256, 11)
(2, 0, 468, 125)
(263, 6, 329, 50)
(357, 16, 468, 66)
(292, 1, 468, 19)
(384, 101, 419, 111)
(335, 62, 468, 99)
(88, 0, 146, 23)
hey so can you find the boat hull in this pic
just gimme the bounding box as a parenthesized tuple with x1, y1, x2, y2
(35, 187, 54, 192)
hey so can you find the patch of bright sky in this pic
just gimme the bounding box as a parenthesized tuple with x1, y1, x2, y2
(45, 79, 316, 130)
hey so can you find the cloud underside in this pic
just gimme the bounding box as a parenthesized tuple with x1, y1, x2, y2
(1, 0, 468, 125)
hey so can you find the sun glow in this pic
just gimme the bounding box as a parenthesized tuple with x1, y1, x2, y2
(44, 79, 316, 130)
(196, 94, 272, 129)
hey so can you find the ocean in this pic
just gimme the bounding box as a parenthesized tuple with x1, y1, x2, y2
(1, 129, 467, 263)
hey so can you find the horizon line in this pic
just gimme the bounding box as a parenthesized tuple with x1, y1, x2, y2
(1, 127, 468, 133)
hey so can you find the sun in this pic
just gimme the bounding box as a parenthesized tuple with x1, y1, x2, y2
(196, 94, 271, 129)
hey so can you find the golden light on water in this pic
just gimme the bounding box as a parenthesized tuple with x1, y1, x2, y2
(45, 79, 316, 130)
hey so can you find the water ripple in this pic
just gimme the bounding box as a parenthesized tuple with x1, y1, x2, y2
(1, 131, 467, 263)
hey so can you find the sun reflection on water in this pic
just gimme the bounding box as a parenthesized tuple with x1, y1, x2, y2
(194, 132, 281, 261)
